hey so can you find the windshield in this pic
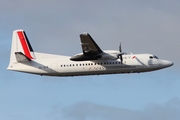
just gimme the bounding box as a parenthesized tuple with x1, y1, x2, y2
(149, 55, 159, 59)
(153, 55, 158, 59)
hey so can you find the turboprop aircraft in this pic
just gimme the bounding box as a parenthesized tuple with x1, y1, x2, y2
(7, 29, 173, 76)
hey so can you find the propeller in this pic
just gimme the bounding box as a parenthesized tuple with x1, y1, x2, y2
(118, 43, 124, 64)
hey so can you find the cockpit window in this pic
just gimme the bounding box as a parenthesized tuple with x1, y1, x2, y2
(153, 55, 158, 59)
(149, 55, 159, 59)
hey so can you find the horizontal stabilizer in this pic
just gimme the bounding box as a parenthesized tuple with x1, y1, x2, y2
(15, 52, 31, 62)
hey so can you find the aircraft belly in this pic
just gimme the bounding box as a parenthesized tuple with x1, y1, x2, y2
(9, 59, 163, 76)
(50, 64, 140, 76)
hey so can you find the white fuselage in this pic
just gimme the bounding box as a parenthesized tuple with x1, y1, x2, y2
(7, 52, 173, 77)
(7, 29, 173, 77)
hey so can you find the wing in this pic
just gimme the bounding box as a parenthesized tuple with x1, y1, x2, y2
(80, 33, 102, 55)
(70, 33, 103, 61)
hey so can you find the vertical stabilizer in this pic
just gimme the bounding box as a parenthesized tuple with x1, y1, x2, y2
(9, 29, 35, 62)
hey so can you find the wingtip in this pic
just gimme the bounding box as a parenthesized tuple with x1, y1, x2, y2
(81, 32, 89, 36)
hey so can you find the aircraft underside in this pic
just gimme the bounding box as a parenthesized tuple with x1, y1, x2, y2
(8, 60, 165, 77)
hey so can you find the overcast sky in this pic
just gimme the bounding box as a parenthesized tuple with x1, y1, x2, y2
(0, 0, 180, 120)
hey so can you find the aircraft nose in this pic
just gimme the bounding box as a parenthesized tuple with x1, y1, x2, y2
(160, 60, 174, 67)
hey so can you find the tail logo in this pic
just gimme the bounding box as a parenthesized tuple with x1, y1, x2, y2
(17, 31, 33, 59)
(132, 56, 136, 59)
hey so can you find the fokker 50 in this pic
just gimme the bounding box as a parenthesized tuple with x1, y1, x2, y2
(7, 29, 173, 76)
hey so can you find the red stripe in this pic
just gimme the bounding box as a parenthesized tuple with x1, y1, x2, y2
(132, 56, 136, 59)
(17, 31, 33, 59)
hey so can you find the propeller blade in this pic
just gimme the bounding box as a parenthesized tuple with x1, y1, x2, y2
(120, 54, 123, 64)
(118, 42, 123, 64)
(119, 42, 122, 52)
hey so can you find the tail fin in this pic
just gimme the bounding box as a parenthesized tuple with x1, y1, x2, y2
(9, 29, 35, 62)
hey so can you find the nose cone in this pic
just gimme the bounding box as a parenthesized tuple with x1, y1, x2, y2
(160, 60, 174, 68)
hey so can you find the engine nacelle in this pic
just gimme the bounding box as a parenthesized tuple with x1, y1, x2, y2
(98, 52, 119, 60)
(70, 51, 120, 61)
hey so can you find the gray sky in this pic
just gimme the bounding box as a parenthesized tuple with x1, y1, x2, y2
(0, 0, 180, 120)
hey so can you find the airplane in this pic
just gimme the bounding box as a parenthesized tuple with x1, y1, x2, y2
(7, 29, 173, 77)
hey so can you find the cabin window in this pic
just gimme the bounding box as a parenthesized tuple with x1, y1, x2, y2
(76, 64, 78, 66)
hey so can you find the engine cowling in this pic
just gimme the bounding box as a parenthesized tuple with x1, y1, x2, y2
(98, 52, 119, 60)
(70, 51, 120, 61)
